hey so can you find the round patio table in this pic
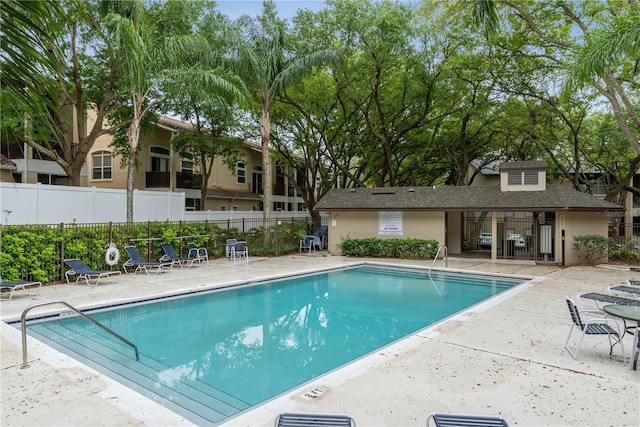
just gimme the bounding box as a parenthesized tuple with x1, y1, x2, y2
(603, 304, 640, 335)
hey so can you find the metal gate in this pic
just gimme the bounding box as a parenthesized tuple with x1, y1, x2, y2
(463, 214, 555, 262)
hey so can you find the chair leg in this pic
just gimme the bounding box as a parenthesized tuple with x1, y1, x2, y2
(564, 325, 579, 359)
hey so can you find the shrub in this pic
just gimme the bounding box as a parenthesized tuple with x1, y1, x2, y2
(609, 247, 640, 262)
(572, 234, 612, 264)
(338, 237, 440, 259)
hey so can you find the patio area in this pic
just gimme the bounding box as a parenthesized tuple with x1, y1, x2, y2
(1, 254, 638, 426)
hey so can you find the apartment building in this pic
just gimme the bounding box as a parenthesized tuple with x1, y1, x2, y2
(0, 113, 308, 213)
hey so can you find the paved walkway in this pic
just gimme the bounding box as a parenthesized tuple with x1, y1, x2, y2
(1, 255, 638, 426)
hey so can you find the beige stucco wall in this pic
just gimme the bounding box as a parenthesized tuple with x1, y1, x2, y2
(327, 210, 445, 254)
(446, 211, 462, 254)
(559, 211, 610, 264)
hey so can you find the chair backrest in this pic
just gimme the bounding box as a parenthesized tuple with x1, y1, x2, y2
(187, 243, 197, 251)
(226, 239, 237, 245)
(124, 246, 145, 263)
(64, 259, 91, 273)
(161, 243, 178, 259)
(566, 297, 584, 329)
(275, 412, 355, 427)
(235, 241, 247, 253)
(427, 413, 508, 427)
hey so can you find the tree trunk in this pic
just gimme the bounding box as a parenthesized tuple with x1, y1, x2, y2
(260, 107, 272, 242)
(126, 116, 141, 223)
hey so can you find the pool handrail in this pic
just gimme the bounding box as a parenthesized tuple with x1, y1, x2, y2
(20, 300, 140, 369)
(429, 245, 448, 274)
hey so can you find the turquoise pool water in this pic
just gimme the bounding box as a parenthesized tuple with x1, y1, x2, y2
(22, 265, 524, 425)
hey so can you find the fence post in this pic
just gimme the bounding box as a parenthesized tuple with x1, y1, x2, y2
(147, 221, 151, 260)
(59, 223, 65, 282)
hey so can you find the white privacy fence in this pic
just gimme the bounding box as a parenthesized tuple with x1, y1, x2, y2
(0, 182, 315, 225)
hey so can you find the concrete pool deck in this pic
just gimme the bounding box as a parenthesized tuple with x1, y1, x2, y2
(1, 254, 638, 426)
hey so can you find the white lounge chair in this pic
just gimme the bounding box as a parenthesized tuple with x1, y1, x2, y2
(0, 274, 42, 300)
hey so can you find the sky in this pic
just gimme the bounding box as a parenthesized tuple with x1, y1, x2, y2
(215, 0, 327, 20)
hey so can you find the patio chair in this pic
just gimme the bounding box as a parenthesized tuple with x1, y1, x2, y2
(63, 259, 121, 286)
(234, 241, 249, 262)
(631, 327, 640, 370)
(275, 412, 355, 427)
(311, 225, 328, 250)
(160, 243, 197, 269)
(225, 239, 237, 261)
(300, 235, 316, 253)
(123, 245, 173, 275)
(0, 274, 42, 301)
(564, 296, 626, 364)
(426, 412, 508, 427)
(578, 292, 640, 310)
(187, 242, 208, 263)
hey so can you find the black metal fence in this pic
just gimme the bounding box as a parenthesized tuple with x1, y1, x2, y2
(0, 217, 321, 284)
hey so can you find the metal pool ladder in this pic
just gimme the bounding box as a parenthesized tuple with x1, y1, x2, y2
(428, 245, 448, 274)
(20, 300, 139, 369)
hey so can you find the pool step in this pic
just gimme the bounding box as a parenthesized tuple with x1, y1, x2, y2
(28, 322, 250, 424)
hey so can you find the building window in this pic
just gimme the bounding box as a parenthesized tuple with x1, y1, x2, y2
(505, 211, 514, 217)
(220, 205, 227, 211)
(181, 158, 193, 173)
(274, 201, 285, 212)
(523, 171, 538, 185)
(298, 203, 307, 211)
(150, 146, 170, 172)
(37, 174, 68, 185)
(507, 171, 521, 185)
(237, 162, 246, 184)
(92, 150, 112, 180)
(185, 198, 200, 211)
(231, 205, 238, 211)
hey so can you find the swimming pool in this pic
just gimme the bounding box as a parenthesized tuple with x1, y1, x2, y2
(21, 265, 525, 425)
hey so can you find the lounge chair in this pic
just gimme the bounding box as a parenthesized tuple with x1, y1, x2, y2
(187, 242, 208, 263)
(608, 285, 640, 297)
(427, 412, 508, 427)
(275, 412, 355, 427)
(0, 274, 42, 301)
(123, 246, 173, 275)
(64, 259, 121, 286)
(300, 235, 316, 253)
(160, 243, 197, 269)
(579, 292, 640, 310)
(564, 297, 625, 363)
(631, 327, 640, 370)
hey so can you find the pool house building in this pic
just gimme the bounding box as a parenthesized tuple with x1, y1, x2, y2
(314, 161, 623, 265)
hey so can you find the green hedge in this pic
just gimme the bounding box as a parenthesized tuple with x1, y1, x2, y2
(0, 219, 312, 283)
(338, 237, 440, 259)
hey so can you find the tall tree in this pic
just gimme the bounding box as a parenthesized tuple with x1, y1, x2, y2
(1, 0, 127, 186)
(233, 0, 339, 227)
(101, 0, 245, 221)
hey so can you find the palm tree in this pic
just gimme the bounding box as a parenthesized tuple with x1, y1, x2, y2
(565, 5, 640, 88)
(234, 0, 339, 228)
(1, 1, 65, 130)
(100, 0, 246, 221)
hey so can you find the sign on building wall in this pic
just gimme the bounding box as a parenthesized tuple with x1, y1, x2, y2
(379, 211, 403, 236)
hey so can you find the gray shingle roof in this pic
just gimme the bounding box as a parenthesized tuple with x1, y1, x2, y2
(313, 185, 623, 212)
